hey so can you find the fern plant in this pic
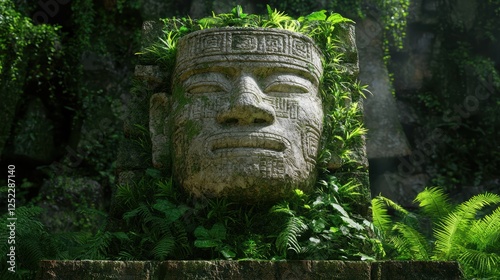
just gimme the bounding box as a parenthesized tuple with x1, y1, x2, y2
(0, 205, 83, 280)
(372, 187, 500, 278)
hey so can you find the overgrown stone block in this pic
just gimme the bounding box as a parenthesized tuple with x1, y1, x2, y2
(36, 260, 464, 280)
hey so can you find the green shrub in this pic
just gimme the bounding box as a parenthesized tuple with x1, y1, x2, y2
(373, 187, 500, 278)
(98, 170, 381, 261)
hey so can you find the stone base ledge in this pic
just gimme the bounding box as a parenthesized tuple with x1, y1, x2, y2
(36, 260, 464, 280)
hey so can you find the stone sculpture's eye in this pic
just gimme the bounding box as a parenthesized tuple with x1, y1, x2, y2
(186, 82, 226, 94)
(264, 81, 309, 95)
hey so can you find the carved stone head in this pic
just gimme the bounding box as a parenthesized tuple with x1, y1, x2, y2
(150, 27, 324, 201)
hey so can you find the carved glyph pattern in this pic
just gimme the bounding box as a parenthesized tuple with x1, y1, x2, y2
(263, 97, 298, 119)
(175, 28, 323, 82)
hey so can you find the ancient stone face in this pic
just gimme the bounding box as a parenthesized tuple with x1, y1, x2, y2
(152, 28, 324, 201)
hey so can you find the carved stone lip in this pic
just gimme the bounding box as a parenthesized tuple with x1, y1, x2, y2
(207, 132, 289, 154)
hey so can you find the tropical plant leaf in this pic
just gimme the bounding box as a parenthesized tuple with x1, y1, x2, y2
(194, 223, 227, 249)
(326, 13, 354, 24)
(152, 199, 189, 224)
(341, 216, 364, 231)
(393, 223, 430, 260)
(371, 196, 392, 234)
(379, 196, 409, 216)
(458, 246, 500, 277)
(194, 225, 210, 240)
(305, 10, 327, 21)
(433, 211, 463, 260)
(194, 239, 220, 248)
(220, 246, 236, 259)
(434, 194, 499, 259)
(152, 235, 175, 260)
(331, 202, 349, 217)
(468, 206, 500, 251)
(414, 187, 453, 223)
(123, 204, 151, 222)
(209, 223, 227, 240)
(276, 216, 307, 256)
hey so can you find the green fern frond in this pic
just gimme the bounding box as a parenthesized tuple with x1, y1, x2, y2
(82, 231, 113, 260)
(414, 187, 454, 223)
(378, 196, 409, 216)
(390, 235, 412, 260)
(172, 221, 191, 258)
(371, 196, 392, 235)
(115, 184, 136, 207)
(434, 193, 500, 259)
(117, 251, 136, 260)
(152, 234, 175, 260)
(146, 216, 172, 235)
(469, 206, 500, 251)
(270, 203, 294, 216)
(123, 203, 152, 222)
(458, 246, 500, 277)
(276, 216, 307, 256)
(155, 178, 175, 198)
(456, 193, 500, 221)
(393, 223, 430, 260)
(18, 237, 45, 269)
(433, 212, 463, 260)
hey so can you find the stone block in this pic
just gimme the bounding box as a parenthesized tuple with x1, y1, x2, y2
(356, 18, 411, 159)
(372, 261, 464, 280)
(36, 260, 464, 280)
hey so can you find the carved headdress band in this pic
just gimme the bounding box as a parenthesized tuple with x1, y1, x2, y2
(174, 27, 324, 82)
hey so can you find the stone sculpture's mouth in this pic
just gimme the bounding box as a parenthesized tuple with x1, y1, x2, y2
(208, 132, 288, 153)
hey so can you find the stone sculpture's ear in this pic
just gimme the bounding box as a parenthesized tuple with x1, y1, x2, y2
(149, 92, 171, 171)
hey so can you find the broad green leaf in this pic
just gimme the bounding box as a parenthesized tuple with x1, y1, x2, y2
(194, 239, 220, 248)
(306, 10, 327, 21)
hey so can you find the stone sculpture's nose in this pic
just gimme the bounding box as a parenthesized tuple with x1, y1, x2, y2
(217, 74, 275, 125)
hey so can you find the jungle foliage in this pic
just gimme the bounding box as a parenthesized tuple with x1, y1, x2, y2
(394, 0, 500, 191)
(372, 187, 500, 278)
(101, 170, 380, 261)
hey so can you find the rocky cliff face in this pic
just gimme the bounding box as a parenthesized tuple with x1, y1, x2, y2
(368, 0, 500, 205)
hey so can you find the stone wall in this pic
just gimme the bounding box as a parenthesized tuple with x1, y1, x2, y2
(36, 260, 464, 280)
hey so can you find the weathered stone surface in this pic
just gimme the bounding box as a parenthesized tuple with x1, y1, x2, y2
(36, 260, 464, 280)
(372, 261, 464, 280)
(149, 92, 171, 170)
(121, 65, 166, 140)
(36, 260, 159, 280)
(372, 172, 429, 207)
(135, 65, 164, 90)
(356, 17, 411, 159)
(151, 27, 325, 201)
